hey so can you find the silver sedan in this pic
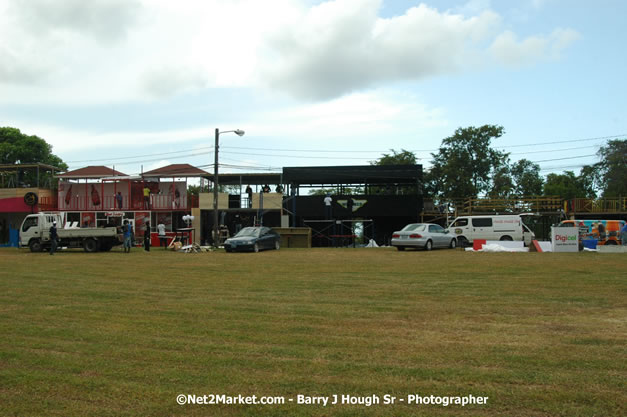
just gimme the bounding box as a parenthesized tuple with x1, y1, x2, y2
(391, 223, 457, 251)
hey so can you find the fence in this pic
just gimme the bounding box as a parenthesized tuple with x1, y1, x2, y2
(569, 198, 627, 214)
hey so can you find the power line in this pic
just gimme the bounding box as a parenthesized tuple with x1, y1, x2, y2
(531, 154, 596, 163)
(220, 150, 386, 160)
(65, 147, 214, 163)
(63, 133, 622, 169)
(509, 145, 599, 156)
(495, 134, 623, 149)
(67, 151, 213, 170)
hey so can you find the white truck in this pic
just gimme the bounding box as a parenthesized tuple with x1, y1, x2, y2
(19, 213, 124, 253)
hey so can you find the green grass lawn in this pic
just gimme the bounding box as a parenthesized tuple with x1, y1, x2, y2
(0, 247, 625, 417)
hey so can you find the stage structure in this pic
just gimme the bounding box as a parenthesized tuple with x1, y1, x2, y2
(282, 165, 423, 247)
(56, 164, 207, 246)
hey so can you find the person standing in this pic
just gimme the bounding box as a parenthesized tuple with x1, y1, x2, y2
(324, 194, 333, 219)
(144, 221, 151, 252)
(49, 220, 59, 255)
(123, 220, 132, 253)
(346, 196, 354, 216)
(143, 185, 151, 209)
(621, 222, 627, 246)
(116, 192, 123, 210)
(157, 221, 167, 249)
(245, 185, 253, 208)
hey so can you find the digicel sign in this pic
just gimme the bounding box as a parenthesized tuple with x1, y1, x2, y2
(551, 226, 579, 252)
(555, 234, 577, 242)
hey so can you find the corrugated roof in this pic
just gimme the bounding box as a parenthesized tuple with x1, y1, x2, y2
(57, 166, 127, 179)
(142, 164, 209, 177)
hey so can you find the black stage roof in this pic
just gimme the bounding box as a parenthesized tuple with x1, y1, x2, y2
(204, 172, 282, 185)
(283, 165, 422, 185)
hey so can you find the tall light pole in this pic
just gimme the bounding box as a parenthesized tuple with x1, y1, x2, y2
(213, 128, 245, 247)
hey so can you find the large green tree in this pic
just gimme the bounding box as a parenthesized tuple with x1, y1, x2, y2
(591, 139, 626, 197)
(488, 165, 514, 198)
(0, 127, 67, 188)
(544, 170, 596, 200)
(428, 125, 509, 199)
(0, 127, 67, 168)
(370, 149, 417, 166)
(510, 159, 544, 196)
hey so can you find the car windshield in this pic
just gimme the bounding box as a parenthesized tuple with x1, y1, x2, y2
(235, 227, 260, 237)
(401, 224, 425, 232)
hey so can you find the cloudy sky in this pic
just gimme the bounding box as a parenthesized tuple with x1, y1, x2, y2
(1, 0, 625, 177)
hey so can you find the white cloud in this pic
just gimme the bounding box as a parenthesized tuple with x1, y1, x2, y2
(7, 0, 141, 43)
(0, 0, 580, 104)
(489, 28, 580, 67)
(249, 90, 447, 139)
(261, 2, 503, 99)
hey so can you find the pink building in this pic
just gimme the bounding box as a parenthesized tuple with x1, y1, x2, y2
(56, 164, 207, 244)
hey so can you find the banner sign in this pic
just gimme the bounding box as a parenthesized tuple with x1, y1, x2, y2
(551, 226, 579, 252)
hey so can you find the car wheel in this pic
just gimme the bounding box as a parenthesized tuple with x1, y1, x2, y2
(253, 243, 259, 253)
(425, 240, 433, 251)
(605, 240, 617, 245)
(274, 240, 280, 250)
(83, 238, 99, 253)
(457, 236, 468, 248)
(29, 239, 43, 253)
(396, 246, 405, 251)
(449, 238, 457, 249)
(500, 235, 513, 241)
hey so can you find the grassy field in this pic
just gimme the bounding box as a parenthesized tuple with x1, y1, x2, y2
(0, 246, 625, 417)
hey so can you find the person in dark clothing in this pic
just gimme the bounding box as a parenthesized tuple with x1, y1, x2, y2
(346, 197, 354, 215)
(245, 185, 253, 208)
(144, 221, 151, 252)
(50, 221, 59, 255)
(116, 192, 123, 210)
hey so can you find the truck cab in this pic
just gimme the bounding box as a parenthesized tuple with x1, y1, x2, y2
(20, 213, 63, 252)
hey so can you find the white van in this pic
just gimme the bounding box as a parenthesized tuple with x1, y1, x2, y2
(446, 215, 535, 247)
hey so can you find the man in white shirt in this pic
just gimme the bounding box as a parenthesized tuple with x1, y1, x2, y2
(324, 195, 332, 219)
(157, 222, 167, 249)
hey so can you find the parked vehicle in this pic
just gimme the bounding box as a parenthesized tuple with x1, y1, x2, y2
(224, 226, 280, 253)
(391, 223, 457, 251)
(446, 215, 535, 247)
(20, 213, 123, 253)
(557, 219, 625, 246)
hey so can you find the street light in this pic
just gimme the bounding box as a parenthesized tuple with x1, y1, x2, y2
(213, 128, 245, 247)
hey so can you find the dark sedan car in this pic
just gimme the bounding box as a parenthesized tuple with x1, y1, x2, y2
(224, 226, 281, 253)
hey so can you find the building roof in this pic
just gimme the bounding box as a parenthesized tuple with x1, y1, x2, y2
(57, 166, 127, 179)
(143, 164, 209, 177)
(203, 172, 282, 185)
(283, 165, 423, 185)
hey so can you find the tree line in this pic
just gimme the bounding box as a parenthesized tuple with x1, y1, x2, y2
(372, 125, 626, 201)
